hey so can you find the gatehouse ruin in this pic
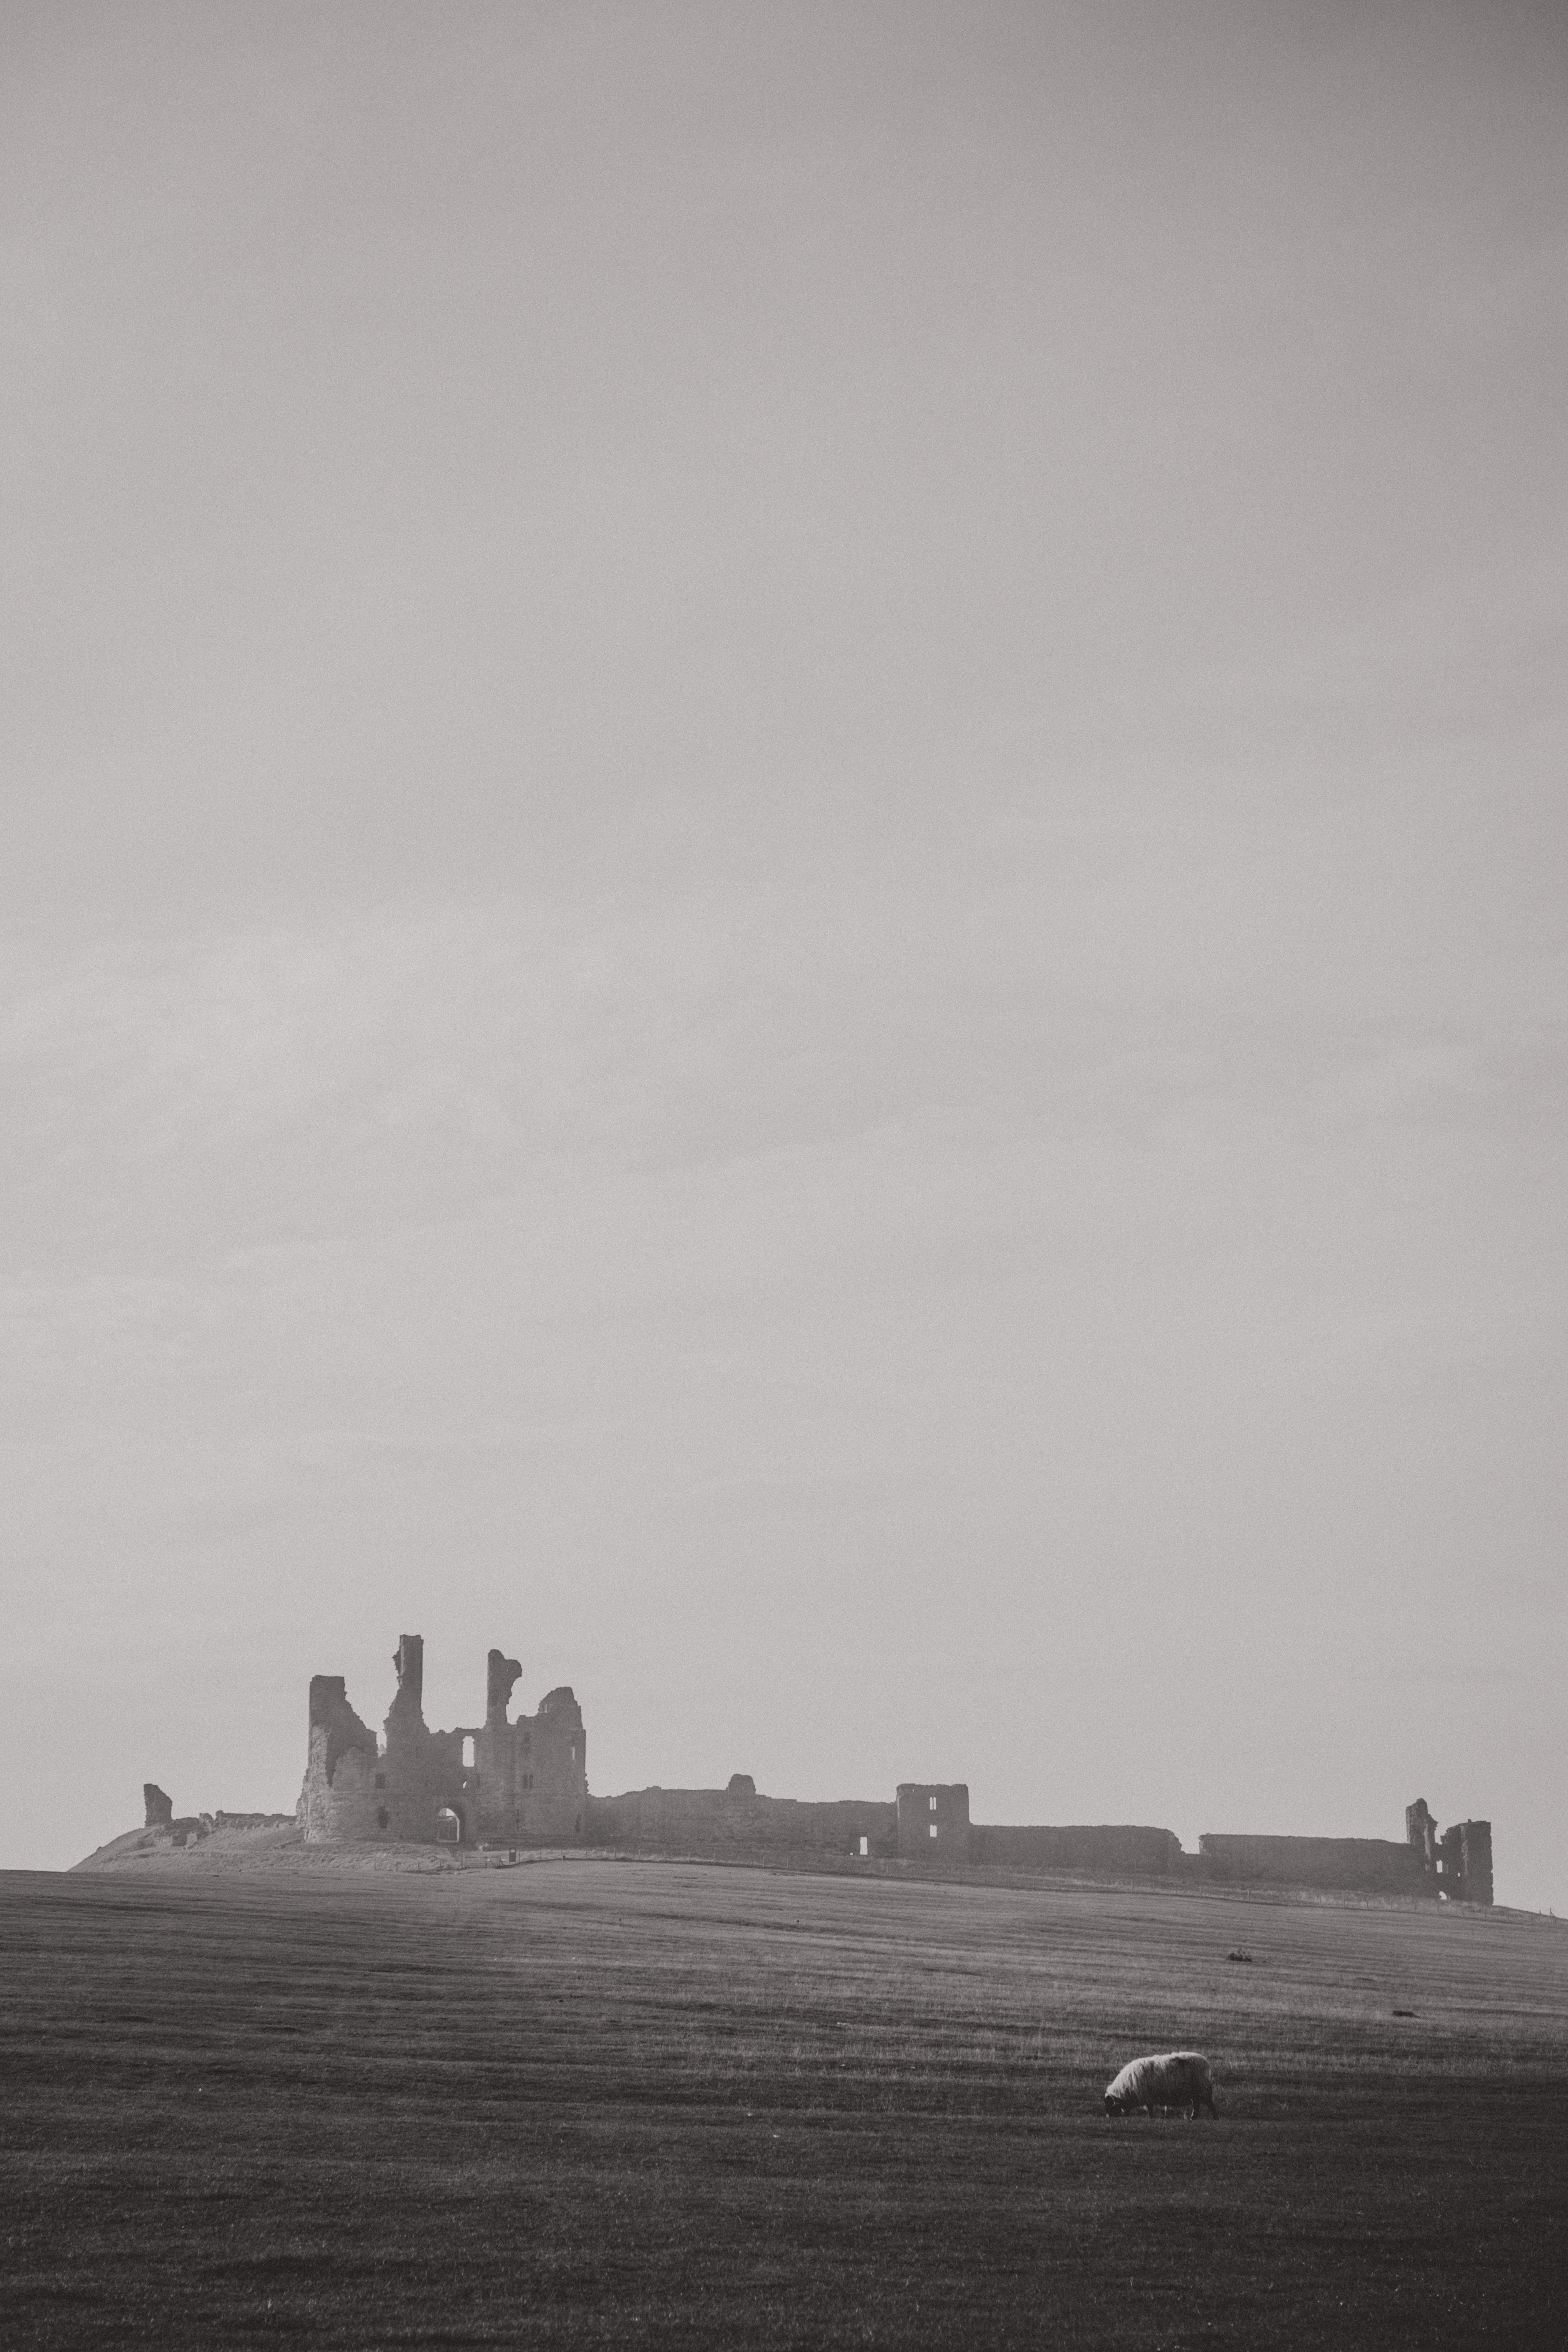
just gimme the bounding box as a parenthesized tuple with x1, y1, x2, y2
(298, 1634, 587, 1847)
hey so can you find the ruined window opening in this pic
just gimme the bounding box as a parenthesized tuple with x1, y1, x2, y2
(859, 1836, 869, 1857)
(377, 1807, 389, 1832)
(436, 1806, 462, 1846)
(570, 1744, 576, 1762)
(929, 1823, 938, 1839)
(929, 1796, 937, 1811)
(462, 1735, 476, 1770)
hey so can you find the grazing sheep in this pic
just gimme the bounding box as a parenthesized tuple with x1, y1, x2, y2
(1103, 2050, 1218, 2118)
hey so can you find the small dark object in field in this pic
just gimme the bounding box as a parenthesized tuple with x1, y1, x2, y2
(1226, 1949, 1254, 1963)
(1392, 2008, 1417, 2018)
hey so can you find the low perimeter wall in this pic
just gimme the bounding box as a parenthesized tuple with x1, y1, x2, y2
(1198, 1833, 1432, 1897)
(580, 1792, 1463, 1900)
(972, 1824, 1182, 1876)
(584, 1787, 897, 1859)
(584, 1793, 1185, 1877)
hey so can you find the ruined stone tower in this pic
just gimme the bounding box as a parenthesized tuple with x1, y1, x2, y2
(296, 1634, 587, 1848)
(1406, 1796, 1493, 1903)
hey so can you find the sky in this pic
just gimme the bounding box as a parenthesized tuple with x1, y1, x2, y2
(3, 2, 1564, 1909)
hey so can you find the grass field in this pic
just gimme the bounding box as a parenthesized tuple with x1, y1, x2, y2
(3, 1859, 1565, 2348)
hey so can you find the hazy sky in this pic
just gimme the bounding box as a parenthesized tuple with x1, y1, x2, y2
(4, 3, 1564, 1909)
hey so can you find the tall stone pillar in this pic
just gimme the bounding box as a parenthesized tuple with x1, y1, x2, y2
(486, 1649, 522, 1730)
(1405, 1798, 1438, 1877)
(390, 1634, 424, 1716)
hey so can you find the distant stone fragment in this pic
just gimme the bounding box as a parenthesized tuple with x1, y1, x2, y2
(143, 1784, 173, 1828)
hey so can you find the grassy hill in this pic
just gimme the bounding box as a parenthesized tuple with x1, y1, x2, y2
(3, 1858, 1564, 2347)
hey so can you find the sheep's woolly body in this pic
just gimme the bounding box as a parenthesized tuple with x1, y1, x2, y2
(1104, 2051, 1217, 2117)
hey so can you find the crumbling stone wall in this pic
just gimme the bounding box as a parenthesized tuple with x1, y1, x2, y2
(972, 1823, 1181, 1876)
(97, 1801, 297, 1863)
(1406, 1797, 1439, 1873)
(449, 1668, 588, 1845)
(1195, 1803, 1493, 1903)
(585, 1785, 1190, 1874)
(1406, 1797, 1493, 1904)
(297, 1637, 454, 1844)
(1439, 1819, 1493, 1904)
(296, 1668, 397, 1842)
(589, 1788, 1180, 1875)
(584, 1783, 898, 1859)
(1198, 1833, 1432, 1896)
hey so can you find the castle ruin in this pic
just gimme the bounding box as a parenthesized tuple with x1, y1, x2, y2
(298, 1634, 586, 1846)
(212, 1630, 1495, 1902)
